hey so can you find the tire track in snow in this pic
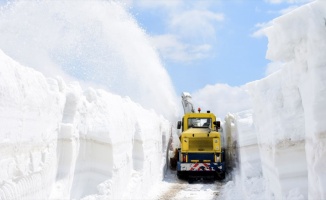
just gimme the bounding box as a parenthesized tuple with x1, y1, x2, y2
(157, 182, 187, 200)
(153, 170, 223, 200)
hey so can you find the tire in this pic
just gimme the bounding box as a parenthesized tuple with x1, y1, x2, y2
(216, 172, 225, 180)
(170, 157, 177, 170)
(177, 171, 186, 180)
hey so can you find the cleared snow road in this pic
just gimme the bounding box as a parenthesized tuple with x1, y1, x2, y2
(146, 169, 224, 200)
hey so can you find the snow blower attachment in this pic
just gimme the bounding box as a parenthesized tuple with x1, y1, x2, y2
(170, 92, 226, 181)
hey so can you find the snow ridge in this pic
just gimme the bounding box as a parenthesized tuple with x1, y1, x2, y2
(226, 1, 326, 199)
(0, 49, 171, 199)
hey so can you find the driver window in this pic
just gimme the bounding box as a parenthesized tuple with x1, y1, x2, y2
(188, 118, 211, 128)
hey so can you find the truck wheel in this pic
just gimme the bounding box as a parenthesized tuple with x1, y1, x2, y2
(188, 177, 195, 184)
(217, 172, 225, 180)
(177, 171, 186, 180)
(170, 157, 177, 170)
(215, 171, 225, 180)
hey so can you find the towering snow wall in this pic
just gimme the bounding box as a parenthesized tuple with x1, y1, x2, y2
(0, 51, 65, 199)
(0, 49, 171, 199)
(221, 111, 265, 200)
(247, 0, 326, 199)
(0, 1, 178, 199)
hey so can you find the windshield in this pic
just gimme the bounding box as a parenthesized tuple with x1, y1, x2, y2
(188, 118, 211, 128)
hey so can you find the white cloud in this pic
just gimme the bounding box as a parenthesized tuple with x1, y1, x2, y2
(252, 0, 311, 39)
(251, 21, 273, 38)
(265, 0, 284, 3)
(169, 10, 223, 40)
(265, 0, 313, 4)
(132, 0, 182, 10)
(131, 0, 224, 63)
(191, 84, 252, 118)
(150, 34, 212, 62)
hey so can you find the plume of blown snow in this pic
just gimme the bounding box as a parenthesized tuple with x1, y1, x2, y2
(0, 0, 179, 120)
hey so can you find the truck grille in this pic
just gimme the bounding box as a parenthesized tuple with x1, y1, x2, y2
(188, 138, 213, 151)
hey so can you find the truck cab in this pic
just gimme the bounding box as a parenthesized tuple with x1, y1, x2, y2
(178, 111, 217, 131)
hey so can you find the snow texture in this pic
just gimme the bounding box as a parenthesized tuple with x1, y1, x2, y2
(224, 0, 326, 199)
(1, 0, 326, 199)
(0, 1, 175, 199)
(0, 49, 171, 199)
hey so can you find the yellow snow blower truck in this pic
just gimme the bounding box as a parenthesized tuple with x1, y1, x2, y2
(170, 92, 226, 181)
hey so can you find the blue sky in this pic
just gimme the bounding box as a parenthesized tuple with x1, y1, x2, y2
(0, 0, 314, 117)
(129, 0, 313, 94)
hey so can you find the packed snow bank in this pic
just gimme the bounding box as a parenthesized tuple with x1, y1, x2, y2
(0, 51, 65, 199)
(220, 1, 326, 199)
(0, 1, 178, 199)
(245, 0, 326, 199)
(221, 111, 266, 200)
(0, 49, 171, 199)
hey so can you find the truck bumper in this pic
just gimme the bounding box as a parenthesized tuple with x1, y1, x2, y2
(177, 162, 224, 172)
(176, 162, 225, 180)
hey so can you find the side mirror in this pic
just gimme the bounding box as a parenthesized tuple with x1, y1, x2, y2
(177, 121, 181, 129)
(213, 121, 221, 130)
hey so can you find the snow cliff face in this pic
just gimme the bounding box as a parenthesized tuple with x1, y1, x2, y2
(0, 1, 176, 199)
(0, 50, 65, 199)
(232, 1, 326, 199)
(0, 49, 171, 199)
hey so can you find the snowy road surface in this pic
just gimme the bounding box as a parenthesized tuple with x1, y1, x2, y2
(146, 169, 224, 200)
